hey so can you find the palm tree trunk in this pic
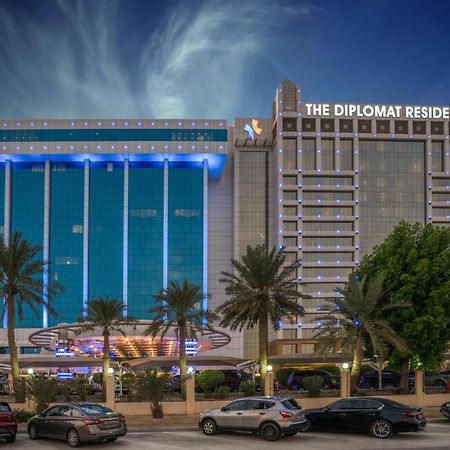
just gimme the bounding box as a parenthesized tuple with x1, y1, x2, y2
(6, 294, 19, 381)
(179, 325, 187, 379)
(258, 312, 269, 388)
(102, 331, 110, 387)
(350, 332, 363, 393)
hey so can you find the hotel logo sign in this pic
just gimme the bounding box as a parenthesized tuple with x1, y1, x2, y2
(305, 103, 450, 120)
(244, 119, 262, 140)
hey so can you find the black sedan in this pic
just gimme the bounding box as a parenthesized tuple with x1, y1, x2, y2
(27, 403, 127, 447)
(302, 397, 426, 438)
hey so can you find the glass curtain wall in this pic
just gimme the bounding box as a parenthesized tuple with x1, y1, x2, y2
(128, 164, 164, 319)
(89, 162, 124, 301)
(11, 162, 44, 327)
(49, 163, 84, 325)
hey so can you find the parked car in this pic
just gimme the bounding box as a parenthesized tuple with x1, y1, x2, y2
(440, 401, 450, 420)
(359, 370, 449, 389)
(199, 396, 307, 441)
(286, 369, 340, 390)
(0, 402, 17, 443)
(302, 397, 426, 438)
(358, 370, 401, 389)
(27, 402, 127, 447)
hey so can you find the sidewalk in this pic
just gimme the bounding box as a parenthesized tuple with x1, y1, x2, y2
(16, 407, 445, 433)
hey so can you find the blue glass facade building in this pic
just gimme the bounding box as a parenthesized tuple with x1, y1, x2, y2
(0, 120, 228, 329)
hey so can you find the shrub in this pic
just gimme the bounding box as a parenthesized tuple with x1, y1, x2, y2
(121, 373, 136, 387)
(214, 385, 230, 399)
(13, 379, 26, 403)
(240, 380, 256, 396)
(197, 370, 225, 393)
(68, 377, 89, 401)
(275, 368, 293, 387)
(13, 409, 35, 423)
(27, 377, 58, 413)
(136, 370, 169, 418)
(92, 373, 103, 384)
(303, 376, 323, 397)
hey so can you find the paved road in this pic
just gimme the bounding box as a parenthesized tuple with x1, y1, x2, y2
(8, 421, 450, 449)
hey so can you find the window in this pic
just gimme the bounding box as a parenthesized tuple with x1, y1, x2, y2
(431, 121, 444, 134)
(0, 404, 11, 413)
(283, 118, 297, 132)
(328, 400, 351, 410)
(45, 406, 65, 417)
(358, 120, 371, 133)
(225, 400, 249, 411)
(413, 121, 426, 134)
(376, 120, 389, 133)
(248, 400, 275, 410)
(20, 347, 41, 355)
(345, 399, 382, 409)
(339, 119, 353, 132)
(281, 398, 301, 410)
(79, 404, 113, 415)
(71, 408, 83, 417)
(395, 120, 408, 134)
(321, 119, 334, 132)
(0, 347, 9, 354)
(302, 119, 316, 132)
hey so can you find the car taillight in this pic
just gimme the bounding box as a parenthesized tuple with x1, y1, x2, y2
(119, 415, 126, 422)
(83, 418, 103, 426)
(279, 411, 294, 418)
(402, 411, 417, 417)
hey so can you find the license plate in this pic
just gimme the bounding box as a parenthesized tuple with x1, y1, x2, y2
(103, 419, 118, 426)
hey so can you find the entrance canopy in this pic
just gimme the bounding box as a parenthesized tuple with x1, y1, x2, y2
(0, 355, 117, 371)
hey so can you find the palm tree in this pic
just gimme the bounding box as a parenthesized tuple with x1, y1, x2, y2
(217, 245, 305, 383)
(79, 298, 136, 386)
(0, 232, 61, 381)
(314, 273, 409, 388)
(144, 280, 217, 380)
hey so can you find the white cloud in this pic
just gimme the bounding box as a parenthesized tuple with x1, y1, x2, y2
(0, 0, 315, 119)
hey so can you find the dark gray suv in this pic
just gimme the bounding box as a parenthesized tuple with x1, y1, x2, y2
(199, 396, 307, 441)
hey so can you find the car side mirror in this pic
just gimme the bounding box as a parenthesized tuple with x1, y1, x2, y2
(221, 407, 228, 412)
(322, 407, 328, 412)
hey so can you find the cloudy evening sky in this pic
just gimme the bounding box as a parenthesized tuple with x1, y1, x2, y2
(1, 0, 450, 120)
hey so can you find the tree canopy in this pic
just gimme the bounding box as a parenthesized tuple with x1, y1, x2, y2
(356, 221, 450, 369)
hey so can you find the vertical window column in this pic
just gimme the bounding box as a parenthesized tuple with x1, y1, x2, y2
(163, 159, 168, 290)
(42, 160, 50, 327)
(2, 161, 9, 329)
(83, 159, 89, 317)
(202, 159, 208, 314)
(123, 160, 129, 315)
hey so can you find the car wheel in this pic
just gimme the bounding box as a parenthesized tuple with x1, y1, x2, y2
(67, 429, 81, 448)
(28, 423, 39, 440)
(5, 434, 16, 443)
(370, 420, 393, 439)
(202, 418, 217, 436)
(260, 423, 281, 442)
(106, 437, 118, 442)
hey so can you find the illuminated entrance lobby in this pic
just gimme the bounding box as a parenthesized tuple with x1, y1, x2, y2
(29, 322, 231, 359)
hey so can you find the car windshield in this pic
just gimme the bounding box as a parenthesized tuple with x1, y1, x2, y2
(79, 404, 113, 415)
(0, 404, 11, 413)
(281, 398, 301, 410)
